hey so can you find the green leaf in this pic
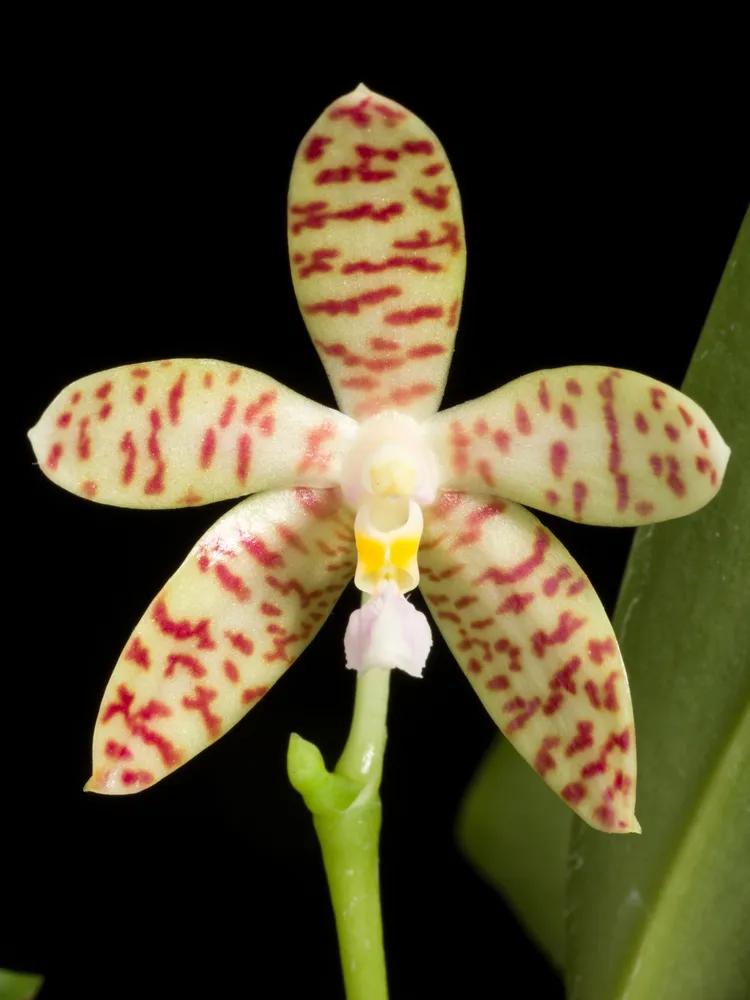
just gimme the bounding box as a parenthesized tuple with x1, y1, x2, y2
(0, 969, 44, 1000)
(565, 209, 750, 1000)
(456, 736, 571, 970)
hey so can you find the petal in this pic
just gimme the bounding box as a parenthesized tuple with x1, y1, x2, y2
(28, 359, 357, 508)
(425, 366, 730, 526)
(86, 487, 355, 793)
(288, 83, 466, 421)
(419, 491, 638, 833)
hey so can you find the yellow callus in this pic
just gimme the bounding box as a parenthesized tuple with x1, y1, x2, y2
(354, 499, 423, 594)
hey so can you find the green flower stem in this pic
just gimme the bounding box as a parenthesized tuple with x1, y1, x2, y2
(288, 667, 391, 1000)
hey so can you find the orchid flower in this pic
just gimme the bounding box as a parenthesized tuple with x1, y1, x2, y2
(28, 84, 729, 840)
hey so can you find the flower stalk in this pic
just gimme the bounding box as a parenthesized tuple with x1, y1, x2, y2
(288, 666, 391, 1000)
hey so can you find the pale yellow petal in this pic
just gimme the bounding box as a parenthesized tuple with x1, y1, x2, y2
(425, 366, 730, 526)
(288, 83, 466, 420)
(28, 360, 357, 508)
(86, 487, 355, 793)
(419, 492, 638, 833)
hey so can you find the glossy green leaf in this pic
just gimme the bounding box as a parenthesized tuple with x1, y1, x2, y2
(0, 969, 44, 1000)
(456, 736, 571, 969)
(458, 206, 750, 1000)
(565, 210, 750, 1000)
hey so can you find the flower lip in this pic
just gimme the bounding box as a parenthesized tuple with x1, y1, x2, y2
(339, 410, 440, 508)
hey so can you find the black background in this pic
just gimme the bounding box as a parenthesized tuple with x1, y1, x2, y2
(6, 26, 747, 1000)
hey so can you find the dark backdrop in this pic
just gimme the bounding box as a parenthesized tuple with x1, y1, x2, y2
(6, 32, 747, 1000)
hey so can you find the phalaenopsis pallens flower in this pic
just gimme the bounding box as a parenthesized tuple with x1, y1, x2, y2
(29, 84, 730, 833)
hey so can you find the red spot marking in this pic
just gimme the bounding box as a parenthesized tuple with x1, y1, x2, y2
(304, 135, 332, 161)
(423, 162, 445, 176)
(385, 305, 444, 325)
(261, 602, 282, 617)
(599, 376, 622, 478)
(451, 501, 506, 549)
(393, 221, 461, 255)
(566, 379, 582, 396)
(225, 631, 254, 655)
(119, 431, 136, 485)
(70, 391, 82, 404)
(635, 412, 649, 433)
(567, 577, 587, 596)
(328, 98, 372, 125)
(467, 657, 482, 674)
(545, 490, 560, 506)
(259, 414, 274, 436)
(177, 490, 202, 505)
(581, 728, 631, 778)
(650, 387, 666, 411)
(696, 455, 710, 475)
(477, 459, 495, 487)
(426, 593, 450, 606)
(105, 740, 133, 760)
(407, 343, 446, 359)
(57, 412, 72, 428)
(531, 611, 586, 657)
(493, 428, 511, 453)
(167, 372, 186, 425)
(296, 248, 340, 278)
(514, 403, 532, 435)
(438, 610, 461, 624)
(341, 376, 379, 390)
(604, 672, 620, 711)
(550, 441, 567, 478)
(152, 599, 215, 650)
(214, 563, 251, 601)
(573, 480, 588, 518)
(121, 770, 154, 787)
(473, 419, 489, 437)
(218, 396, 236, 429)
(125, 637, 151, 669)
(543, 565, 573, 597)
(589, 637, 616, 664)
(666, 456, 686, 497)
(46, 443, 63, 469)
(455, 595, 478, 609)
(487, 675, 510, 691)
(539, 380, 550, 412)
(290, 200, 404, 234)
(373, 102, 406, 124)
(223, 659, 240, 683)
(561, 403, 576, 429)
(131, 368, 149, 379)
(449, 421, 471, 475)
(506, 697, 541, 733)
(203, 372, 213, 388)
(562, 782, 587, 804)
(95, 381, 112, 399)
(264, 625, 302, 664)
(402, 140, 434, 155)
(551, 655, 582, 694)
(144, 409, 165, 495)
(476, 529, 550, 586)
(470, 618, 494, 630)
(276, 524, 309, 555)
(543, 691, 564, 716)
(101, 684, 181, 767)
(305, 285, 401, 317)
(133, 385, 146, 404)
(412, 184, 451, 210)
(584, 680, 601, 709)
(344, 255, 441, 277)
(594, 804, 616, 828)
(665, 423, 679, 441)
(650, 454, 663, 476)
(77, 417, 91, 460)
(242, 686, 269, 705)
(298, 422, 336, 475)
(698, 427, 709, 448)
(182, 685, 221, 738)
(98, 403, 112, 421)
(236, 433, 251, 485)
(355, 381, 435, 416)
(498, 592, 535, 615)
(566, 720, 594, 757)
(678, 405, 693, 426)
(241, 535, 284, 568)
(294, 487, 344, 521)
(165, 653, 206, 679)
(447, 298, 460, 327)
(616, 473, 630, 511)
(635, 500, 655, 517)
(200, 427, 216, 469)
(535, 735, 561, 777)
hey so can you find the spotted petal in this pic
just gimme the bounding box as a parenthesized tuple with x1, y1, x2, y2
(29, 360, 357, 508)
(86, 487, 355, 793)
(288, 83, 466, 421)
(419, 491, 638, 833)
(425, 366, 730, 526)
